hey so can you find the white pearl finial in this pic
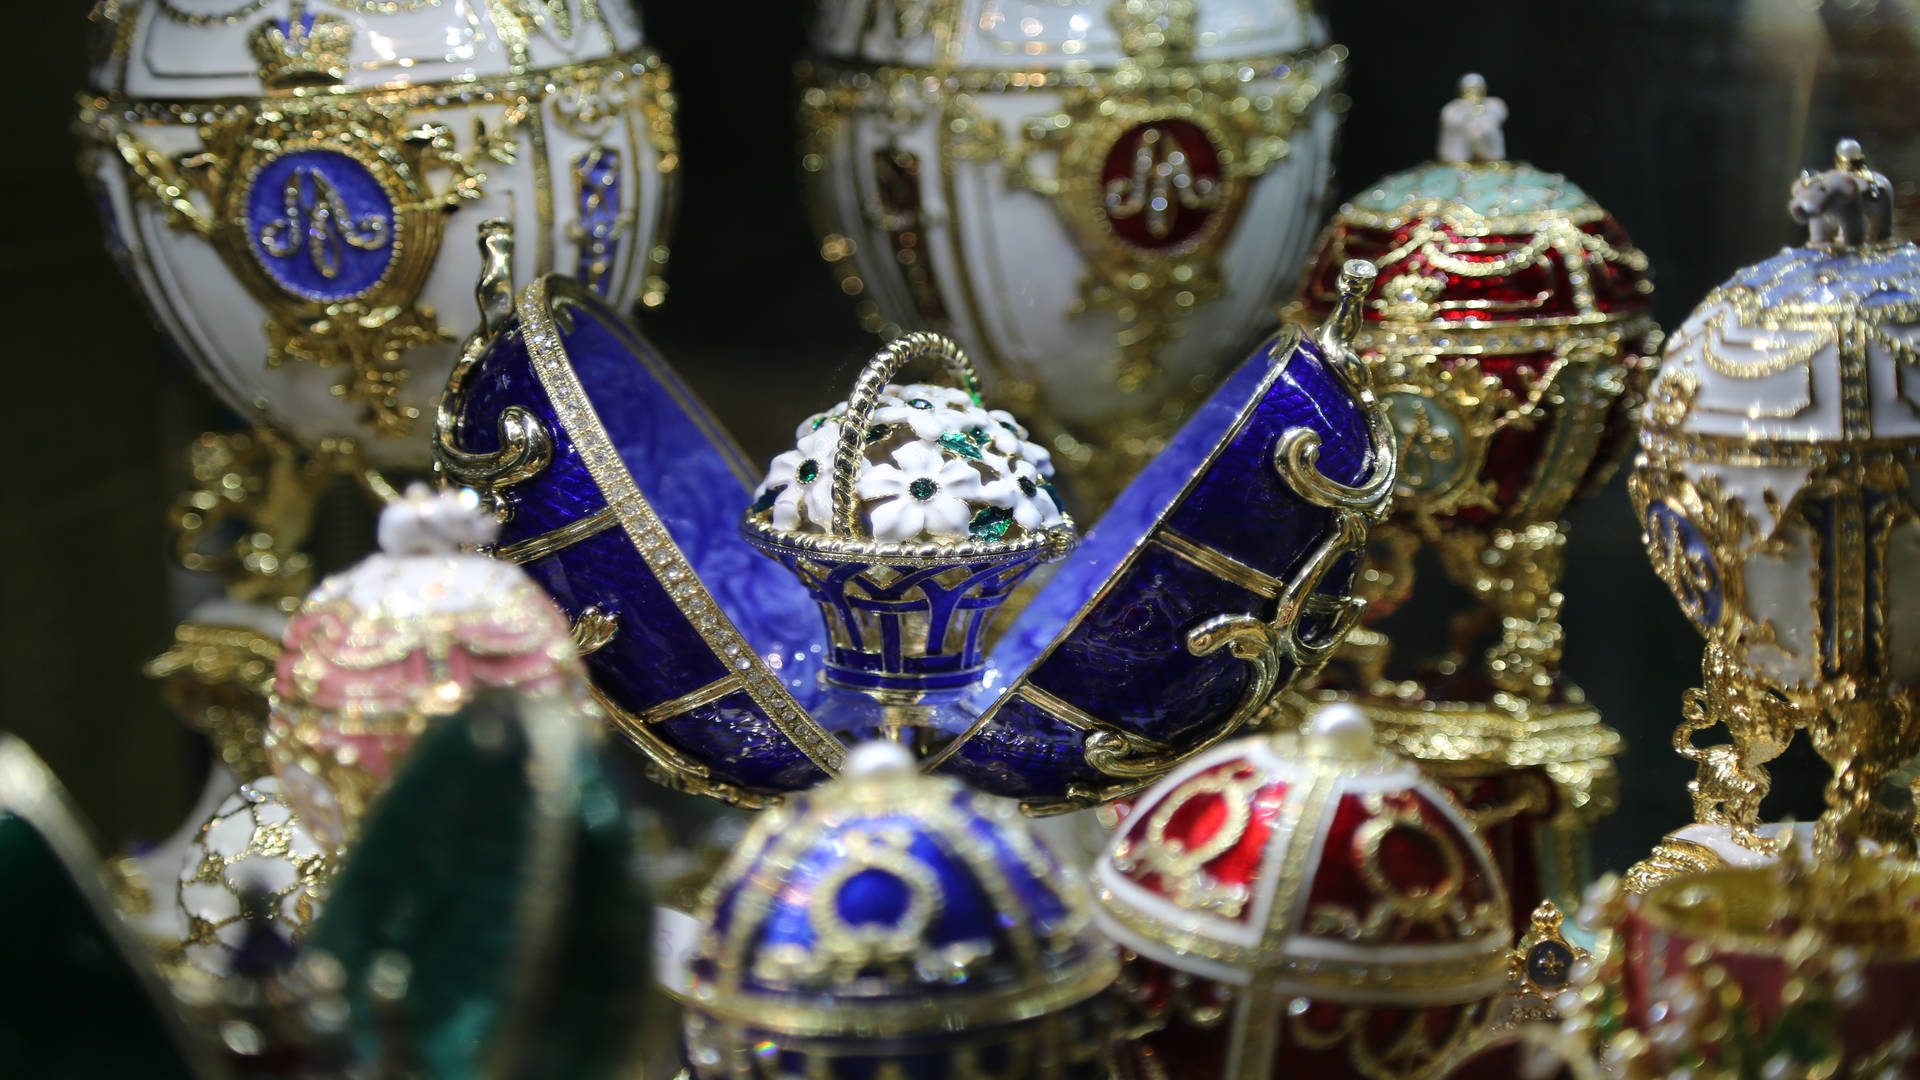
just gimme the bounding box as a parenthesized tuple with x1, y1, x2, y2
(843, 740, 917, 779)
(1307, 702, 1376, 759)
(377, 484, 500, 555)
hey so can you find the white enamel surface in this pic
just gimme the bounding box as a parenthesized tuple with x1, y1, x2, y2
(175, 777, 327, 976)
(1094, 733, 1509, 1001)
(122, 764, 238, 947)
(1665, 299, 1920, 443)
(85, 2, 670, 469)
(813, 0, 1318, 68)
(95, 0, 645, 97)
(806, 3, 1338, 433)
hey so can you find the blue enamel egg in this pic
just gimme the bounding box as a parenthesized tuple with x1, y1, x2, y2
(678, 742, 1116, 1076)
(437, 246, 1392, 811)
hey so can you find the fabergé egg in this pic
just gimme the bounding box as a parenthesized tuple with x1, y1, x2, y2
(79, 0, 678, 467)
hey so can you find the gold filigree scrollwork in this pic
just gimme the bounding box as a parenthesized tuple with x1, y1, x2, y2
(170, 427, 398, 611)
(146, 621, 283, 781)
(1112, 764, 1261, 916)
(1053, 270, 1394, 808)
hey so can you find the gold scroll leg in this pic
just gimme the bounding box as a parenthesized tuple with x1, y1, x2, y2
(1806, 691, 1920, 859)
(1436, 520, 1567, 703)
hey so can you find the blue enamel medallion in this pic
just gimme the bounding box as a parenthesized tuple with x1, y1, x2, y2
(1645, 500, 1723, 628)
(247, 149, 395, 302)
(573, 147, 622, 296)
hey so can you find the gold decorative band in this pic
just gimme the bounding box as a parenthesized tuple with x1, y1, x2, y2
(803, 44, 1342, 96)
(1095, 888, 1511, 1003)
(685, 947, 1119, 1039)
(495, 506, 620, 564)
(1351, 312, 1657, 359)
(1152, 529, 1283, 600)
(78, 48, 672, 126)
(1640, 428, 1920, 468)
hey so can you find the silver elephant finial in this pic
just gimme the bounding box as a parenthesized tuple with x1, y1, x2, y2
(1790, 138, 1893, 247)
(1437, 73, 1507, 165)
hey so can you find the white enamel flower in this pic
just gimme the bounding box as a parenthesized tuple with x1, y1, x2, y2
(793, 401, 850, 443)
(980, 458, 1065, 530)
(857, 441, 982, 541)
(871, 388, 969, 441)
(756, 422, 842, 530)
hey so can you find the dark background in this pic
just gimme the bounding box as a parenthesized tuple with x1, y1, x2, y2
(6, 0, 1902, 873)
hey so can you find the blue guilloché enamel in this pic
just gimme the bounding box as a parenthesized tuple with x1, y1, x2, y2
(442, 276, 1380, 807)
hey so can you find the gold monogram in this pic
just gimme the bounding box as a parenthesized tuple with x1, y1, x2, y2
(258, 166, 391, 281)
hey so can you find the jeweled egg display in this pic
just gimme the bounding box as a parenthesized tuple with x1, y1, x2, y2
(78, 0, 677, 467)
(1631, 139, 1920, 866)
(1290, 75, 1658, 920)
(437, 231, 1393, 810)
(1097, 705, 1514, 1080)
(800, 0, 1346, 502)
(680, 742, 1114, 1078)
(265, 485, 590, 851)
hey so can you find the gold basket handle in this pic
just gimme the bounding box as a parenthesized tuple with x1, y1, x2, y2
(829, 332, 982, 539)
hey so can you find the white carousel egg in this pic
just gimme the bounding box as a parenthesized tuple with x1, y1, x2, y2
(800, 0, 1344, 498)
(79, 0, 678, 468)
(1637, 143, 1920, 696)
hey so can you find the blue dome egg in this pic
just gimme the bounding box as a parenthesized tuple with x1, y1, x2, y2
(679, 745, 1115, 1068)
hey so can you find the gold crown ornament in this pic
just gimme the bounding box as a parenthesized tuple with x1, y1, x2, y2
(1285, 74, 1660, 923)
(799, 0, 1348, 508)
(1097, 703, 1515, 1080)
(246, 6, 353, 88)
(1627, 139, 1920, 882)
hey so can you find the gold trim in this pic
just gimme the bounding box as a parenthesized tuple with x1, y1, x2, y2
(1152, 529, 1282, 599)
(687, 946, 1118, 1040)
(494, 505, 619, 563)
(515, 278, 845, 782)
(1621, 835, 1728, 895)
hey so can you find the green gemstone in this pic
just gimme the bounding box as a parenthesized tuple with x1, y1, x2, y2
(937, 432, 982, 460)
(751, 484, 785, 513)
(966, 426, 992, 446)
(909, 477, 938, 500)
(969, 506, 1013, 539)
(865, 423, 892, 444)
(797, 459, 820, 484)
(908, 398, 933, 410)
(1018, 476, 1037, 498)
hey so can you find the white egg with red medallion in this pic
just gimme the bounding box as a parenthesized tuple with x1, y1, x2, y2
(800, 0, 1345, 500)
